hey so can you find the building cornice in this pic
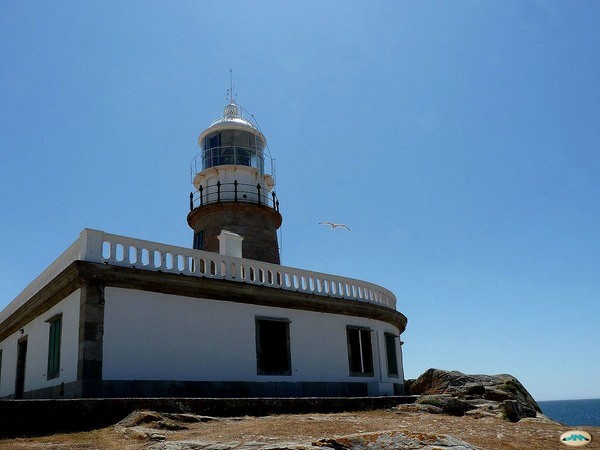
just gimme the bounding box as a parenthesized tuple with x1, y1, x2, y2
(0, 260, 407, 341)
(0, 263, 84, 341)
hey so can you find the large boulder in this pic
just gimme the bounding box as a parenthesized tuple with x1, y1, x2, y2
(502, 400, 537, 423)
(407, 369, 541, 421)
(115, 410, 221, 442)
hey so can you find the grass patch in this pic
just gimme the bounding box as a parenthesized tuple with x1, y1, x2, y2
(498, 381, 519, 394)
(419, 397, 445, 407)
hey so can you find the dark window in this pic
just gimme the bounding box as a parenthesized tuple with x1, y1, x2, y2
(347, 327, 373, 377)
(0, 349, 3, 388)
(46, 315, 62, 380)
(203, 133, 222, 168)
(15, 338, 27, 399)
(385, 333, 399, 376)
(203, 130, 262, 170)
(205, 132, 221, 150)
(193, 231, 204, 250)
(256, 317, 291, 375)
(236, 148, 251, 166)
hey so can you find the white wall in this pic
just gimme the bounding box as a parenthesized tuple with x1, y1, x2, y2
(103, 287, 402, 385)
(0, 289, 81, 397)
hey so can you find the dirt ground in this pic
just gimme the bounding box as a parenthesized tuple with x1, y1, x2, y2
(0, 409, 598, 450)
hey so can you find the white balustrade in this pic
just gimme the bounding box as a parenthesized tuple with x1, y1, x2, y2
(1, 229, 397, 325)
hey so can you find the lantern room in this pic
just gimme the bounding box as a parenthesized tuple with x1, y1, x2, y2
(194, 101, 267, 178)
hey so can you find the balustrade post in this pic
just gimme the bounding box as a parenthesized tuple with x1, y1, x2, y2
(257, 183, 261, 205)
(78, 229, 105, 263)
(272, 191, 276, 208)
(217, 181, 221, 202)
(234, 180, 238, 201)
(189, 192, 193, 211)
(199, 186, 204, 206)
(276, 200, 280, 212)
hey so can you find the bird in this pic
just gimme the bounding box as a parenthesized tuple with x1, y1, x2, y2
(319, 221, 351, 231)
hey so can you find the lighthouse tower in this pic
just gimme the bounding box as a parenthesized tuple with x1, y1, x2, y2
(187, 99, 282, 264)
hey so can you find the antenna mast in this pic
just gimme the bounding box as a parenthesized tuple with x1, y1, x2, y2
(228, 69, 234, 102)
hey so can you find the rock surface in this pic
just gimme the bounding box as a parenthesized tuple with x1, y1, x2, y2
(148, 431, 479, 450)
(113, 407, 486, 449)
(416, 394, 474, 416)
(406, 368, 543, 422)
(316, 431, 479, 449)
(2, 408, 596, 450)
(116, 410, 222, 442)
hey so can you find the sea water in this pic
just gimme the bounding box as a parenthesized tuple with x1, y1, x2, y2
(538, 399, 600, 427)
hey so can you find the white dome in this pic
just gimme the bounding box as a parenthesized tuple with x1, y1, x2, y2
(198, 101, 266, 147)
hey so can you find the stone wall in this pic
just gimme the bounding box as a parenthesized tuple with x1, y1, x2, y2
(0, 396, 416, 438)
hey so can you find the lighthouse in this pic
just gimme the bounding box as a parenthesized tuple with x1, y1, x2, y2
(0, 89, 406, 401)
(187, 99, 282, 264)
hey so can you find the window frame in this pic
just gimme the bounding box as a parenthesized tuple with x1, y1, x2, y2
(255, 316, 292, 376)
(384, 333, 399, 377)
(346, 326, 374, 377)
(193, 230, 204, 250)
(46, 313, 62, 380)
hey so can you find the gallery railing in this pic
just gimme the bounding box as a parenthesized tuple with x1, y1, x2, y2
(189, 181, 279, 212)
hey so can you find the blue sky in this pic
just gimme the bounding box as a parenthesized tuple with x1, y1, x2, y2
(1, 1, 599, 401)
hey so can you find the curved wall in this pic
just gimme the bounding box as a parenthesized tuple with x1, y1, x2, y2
(187, 202, 282, 264)
(103, 287, 403, 394)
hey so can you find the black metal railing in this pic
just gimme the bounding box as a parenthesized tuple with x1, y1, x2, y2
(189, 180, 280, 212)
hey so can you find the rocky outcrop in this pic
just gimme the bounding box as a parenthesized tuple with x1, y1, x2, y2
(404, 368, 543, 423)
(115, 410, 222, 442)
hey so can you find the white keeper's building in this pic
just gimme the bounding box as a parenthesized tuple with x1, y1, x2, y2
(0, 100, 407, 399)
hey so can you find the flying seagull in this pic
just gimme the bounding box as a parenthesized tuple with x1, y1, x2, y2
(319, 221, 351, 231)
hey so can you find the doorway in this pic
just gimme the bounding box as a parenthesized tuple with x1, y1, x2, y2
(15, 337, 27, 399)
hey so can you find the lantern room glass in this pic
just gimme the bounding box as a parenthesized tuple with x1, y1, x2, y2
(202, 130, 264, 173)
